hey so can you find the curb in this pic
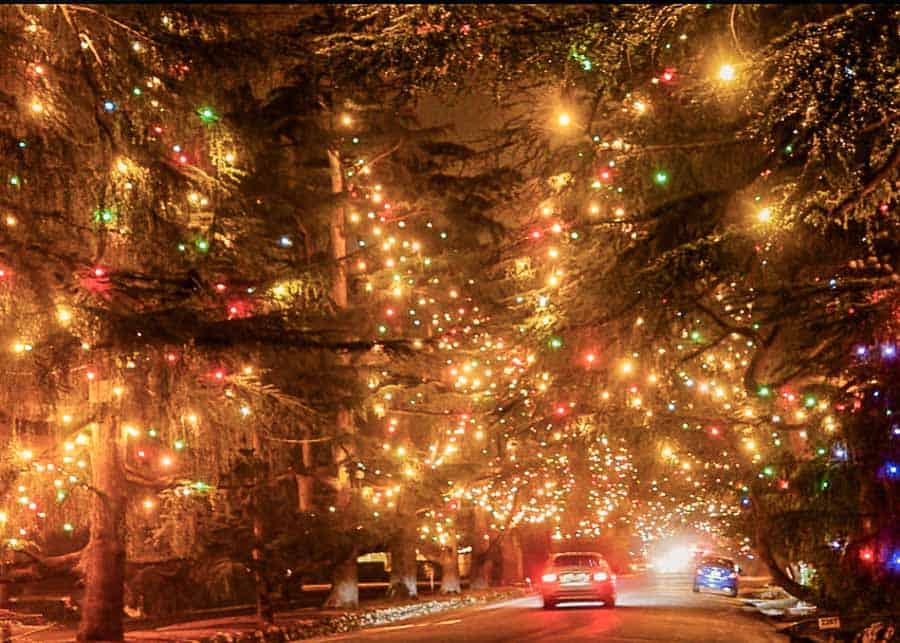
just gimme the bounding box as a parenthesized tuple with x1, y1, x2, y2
(155, 589, 532, 643)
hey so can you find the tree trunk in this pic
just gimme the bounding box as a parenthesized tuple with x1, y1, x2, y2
(0, 563, 8, 608)
(296, 438, 314, 512)
(500, 529, 524, 585)
(327, 147, 348, 310)
(439, 545, 461, 594)
(0, 556, 8, 607)
(252, 513, 274, 626)
(296, 474, 314, 513)
(388, 528, 418, 599)
(469, 506, 492, 590)
(250, 432, 274, 627)
(324, 550, 358, 608)
(749, 492, 818, 604)
(323, 141, 360, 610)
(77, 413, 126, 642)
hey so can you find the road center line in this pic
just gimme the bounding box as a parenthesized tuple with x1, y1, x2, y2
(432, 618, 462, 625)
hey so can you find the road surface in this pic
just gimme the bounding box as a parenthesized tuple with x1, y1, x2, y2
(308, 574, 785, 643)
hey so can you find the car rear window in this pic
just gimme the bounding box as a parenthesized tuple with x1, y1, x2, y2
(700, 557, 734, 569)
(553, 555, 601, 568)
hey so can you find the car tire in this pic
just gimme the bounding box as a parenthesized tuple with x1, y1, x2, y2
(542, 598, 556, 610)
(692, 585, 700, 593)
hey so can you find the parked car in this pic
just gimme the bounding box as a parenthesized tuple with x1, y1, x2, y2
(693, 555, 739, 596)
(540, 552, 616, 609)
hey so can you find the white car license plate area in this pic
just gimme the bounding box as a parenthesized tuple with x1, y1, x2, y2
(561, 573, 588, 584)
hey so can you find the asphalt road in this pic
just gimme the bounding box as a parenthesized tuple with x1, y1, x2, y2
(308, 574, 786, 643)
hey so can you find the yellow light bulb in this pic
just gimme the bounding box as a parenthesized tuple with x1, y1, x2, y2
(757, 207, 772, 223)
(718, 64, 736, 82)
(557, 112, 571, 127)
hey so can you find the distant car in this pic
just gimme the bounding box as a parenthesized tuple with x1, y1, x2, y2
(540, 552, 616, 609)
(693, 556, 739, 596)
(629, 561, 651, 573)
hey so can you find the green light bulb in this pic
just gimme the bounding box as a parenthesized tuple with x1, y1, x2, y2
(197, 106, 218, 124)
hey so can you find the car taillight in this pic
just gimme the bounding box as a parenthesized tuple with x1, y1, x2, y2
(593, 572, 609, 582)
(542, 573, 558, 583)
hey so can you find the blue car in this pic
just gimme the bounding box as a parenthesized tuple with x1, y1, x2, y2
(692, 556, 739, 596)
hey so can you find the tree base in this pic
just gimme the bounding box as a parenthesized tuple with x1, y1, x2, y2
(324, 555, 359, 609)
(387, 577, 418, 600)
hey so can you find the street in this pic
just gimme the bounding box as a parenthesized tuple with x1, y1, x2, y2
(308, 574, 785, 643)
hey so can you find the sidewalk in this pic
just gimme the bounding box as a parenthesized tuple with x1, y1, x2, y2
(26, 588, 532, 642)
